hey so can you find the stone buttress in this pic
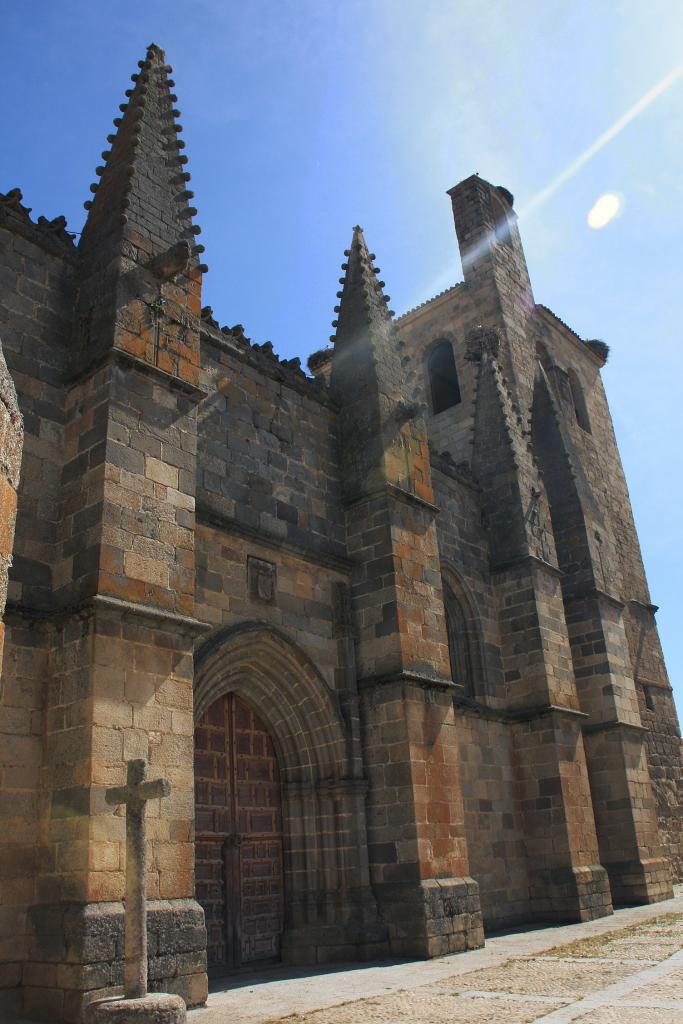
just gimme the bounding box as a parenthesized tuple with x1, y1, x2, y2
(5, 43, 209, 1021)
(531, 338, 673, 904)
(329, 227, 484, 956)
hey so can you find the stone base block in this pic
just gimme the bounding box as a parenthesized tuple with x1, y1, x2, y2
(85, 993, 186, 1024)
(530, 864, 613, 923)
(24, 898, 207, 1023)
(376, 876, 484, 959)
(282, 935, 390, 967)
(282, 886, 390, 965)
(605, 856, 674, 906)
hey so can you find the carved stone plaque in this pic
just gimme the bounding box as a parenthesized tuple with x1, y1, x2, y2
(248, 556, 276, 603)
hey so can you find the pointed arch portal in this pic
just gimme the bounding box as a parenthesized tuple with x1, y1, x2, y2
(192, 622, 374, 969)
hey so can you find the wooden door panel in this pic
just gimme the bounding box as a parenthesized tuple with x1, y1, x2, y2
(194, 693, 283, 972)
(195, 837, 229, 969)
(232, 696, 283, 965)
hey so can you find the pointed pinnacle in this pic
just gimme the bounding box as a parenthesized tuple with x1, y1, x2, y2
(331, 225, 393, 341)
(146, 42, 166, 63)
(80, 43, 199, 258)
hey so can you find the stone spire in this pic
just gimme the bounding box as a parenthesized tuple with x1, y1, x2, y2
(71, 42, 203, 384)
(329, 226, 411, 501)
(332, 226, 394, 346)
(79, 42, 202, 266)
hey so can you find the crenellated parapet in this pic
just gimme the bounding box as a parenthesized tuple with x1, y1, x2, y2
(199, 305, 330, 402)
(0, 188, 76, 259)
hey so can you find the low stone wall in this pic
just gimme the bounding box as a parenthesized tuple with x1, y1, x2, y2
(23, 899, 207, 1023)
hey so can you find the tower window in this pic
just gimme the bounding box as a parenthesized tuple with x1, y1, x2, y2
(568, 368, 591, 433)
(444, 583, 473, 694)
(428, 341, 462, 414)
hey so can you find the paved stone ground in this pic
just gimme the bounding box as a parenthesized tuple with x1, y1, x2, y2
(191, 885, 683, 1024)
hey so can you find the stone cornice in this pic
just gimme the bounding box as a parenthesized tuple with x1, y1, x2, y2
(5, 593, 212, 637)
(91, 593, 212, 635)
(430, 456, 480, 492)
(635, 676, 672, 692)
(344, 482, 440, 516)
(64, 347, 209, 402)
(357, 669, 456, 692)
(582, 718, 648, 737)
(564, 585, 625, 610)
(489, 552, 563, 578)
(453, 698, 588, 725)
(534, 304, 605, 368)
(396, 282, 464, 325)
(196, 500, 352, 575)
(628, 598, 659, 615)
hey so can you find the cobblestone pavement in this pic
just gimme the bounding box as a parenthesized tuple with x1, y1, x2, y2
(191, 886, 683, 1024)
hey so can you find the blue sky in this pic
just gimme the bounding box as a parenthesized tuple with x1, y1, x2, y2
(2, 1, 682, 711)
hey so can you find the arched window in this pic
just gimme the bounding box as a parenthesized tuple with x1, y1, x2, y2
(443, 583, 473, 694)
(568, 368, 591, 433)
(428, 341, 461, 414)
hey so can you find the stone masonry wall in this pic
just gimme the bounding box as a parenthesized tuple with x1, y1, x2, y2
(430, 464, 504, 701)
(0, 199, 73, 1017)
(535, 310, 682, 881)
(455, 712, 531, 928)
(197, 322, 345, 563)
(0, 198, 74, 611)
(397, 286, 475, 467)
(193, 318, 388, 962)
(430, 465, 533, 927)
(195, 320, 348, 687)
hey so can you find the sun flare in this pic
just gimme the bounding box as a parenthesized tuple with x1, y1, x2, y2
(587, 192, 622, 229)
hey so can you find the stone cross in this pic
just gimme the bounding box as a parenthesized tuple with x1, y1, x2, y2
(106, 759, 171, 1000)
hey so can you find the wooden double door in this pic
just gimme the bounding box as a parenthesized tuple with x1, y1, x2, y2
(194, 694, 284, 973)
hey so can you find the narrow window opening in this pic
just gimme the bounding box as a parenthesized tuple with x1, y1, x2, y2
(428, 341, 461, 415)
(644, 686, 655, 712)
(444, 583, 473, 695)
(568, 368, 591, 433)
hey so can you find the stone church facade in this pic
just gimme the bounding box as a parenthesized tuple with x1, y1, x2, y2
(0, 42, 681, 1023)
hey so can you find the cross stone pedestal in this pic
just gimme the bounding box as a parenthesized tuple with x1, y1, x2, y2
(85, 993, 186, 1024)
(86, 759, 187, 1024)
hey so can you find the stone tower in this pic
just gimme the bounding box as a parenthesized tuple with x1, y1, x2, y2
(448, 176, 672, 909)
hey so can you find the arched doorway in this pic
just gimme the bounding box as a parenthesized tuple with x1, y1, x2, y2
(194, 693, 284, 973)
